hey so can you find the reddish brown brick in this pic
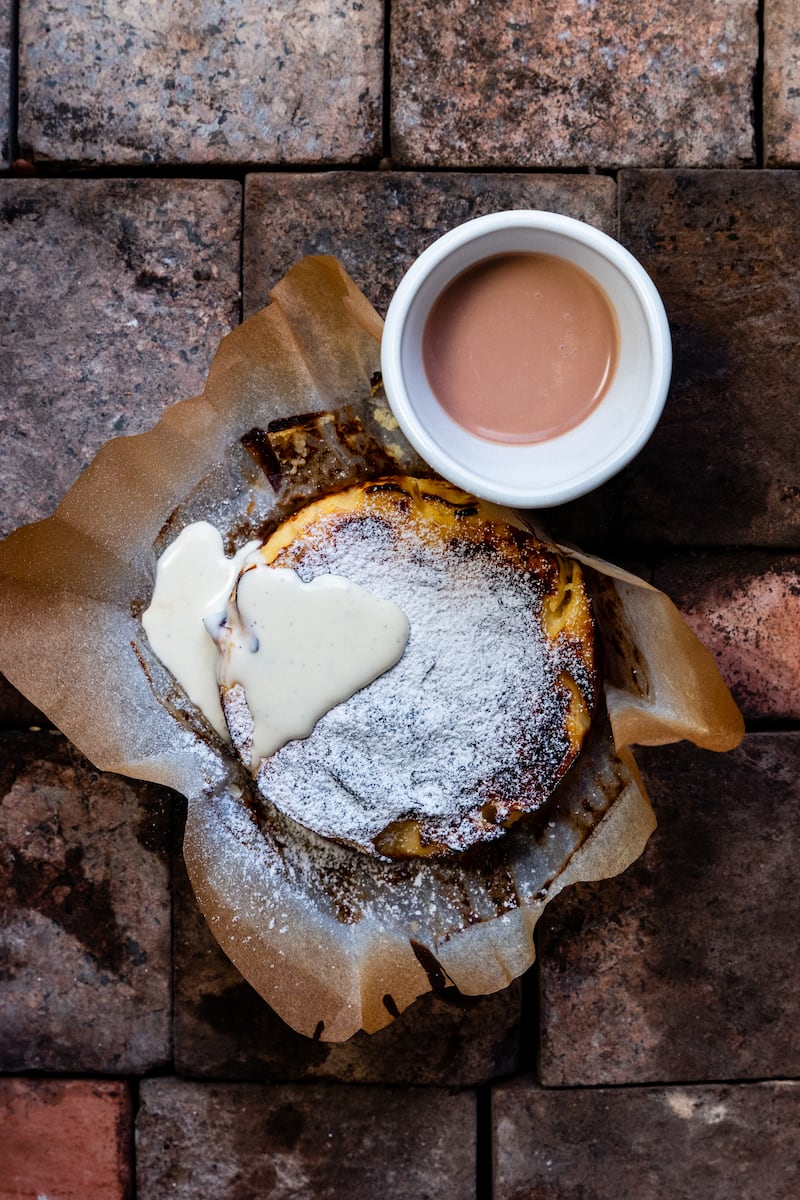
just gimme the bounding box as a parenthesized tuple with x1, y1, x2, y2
(391, 0, 756, 168)
(538, 735, 800, 1085)
(244, 170, 617, 320)
(0, 732, 172, 1073)
(493, 1080, 800, 1200)
(18, 1, 382, 165)
(0, 1077, 132, 1200)
(573, 170, 800, 549)
(0, 178, 240, 538)
(173, 834, 521, 1084)
(765, 1, 800, 165)
(137, 1078, 476, 1199)
(653, 552, 800, 721)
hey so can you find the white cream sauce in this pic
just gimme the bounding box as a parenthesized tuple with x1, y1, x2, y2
(142, 521, 410, 763)
(215, 563, 410, 768)
(142, 522, 260, 738)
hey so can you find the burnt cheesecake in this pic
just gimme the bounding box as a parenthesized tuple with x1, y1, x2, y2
(218, 476, 598, 859)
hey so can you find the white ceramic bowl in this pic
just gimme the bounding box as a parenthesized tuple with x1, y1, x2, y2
(380, 210, 672, 508)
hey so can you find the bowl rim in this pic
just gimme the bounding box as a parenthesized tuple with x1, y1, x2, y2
(380, 210, 672, 509)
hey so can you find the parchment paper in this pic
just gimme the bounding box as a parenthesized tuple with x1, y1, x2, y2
(0, 256, 744, 1040)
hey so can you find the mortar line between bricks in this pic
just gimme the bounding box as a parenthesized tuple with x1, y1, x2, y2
(7, 0, 19, 165)
(744, 718, 800, 733)
(755, 0, 766, 167)
(382, 0, 392, 160)
(3, 161, 626, 181)
(475, 1085, 494, 1200)
(536, 1073, 800, 1092)
(169, 793, 178, 1079)
(167, 793, 184, 1083)
(238, 175, 246, 327)
(518, 955, 539, 1075)
(127, 1076, 140, 1200)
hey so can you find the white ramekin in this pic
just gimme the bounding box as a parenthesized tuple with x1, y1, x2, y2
(380, 210, 672, 509)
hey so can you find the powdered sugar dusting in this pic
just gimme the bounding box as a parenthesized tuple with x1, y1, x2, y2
(242, 510, 587, 854)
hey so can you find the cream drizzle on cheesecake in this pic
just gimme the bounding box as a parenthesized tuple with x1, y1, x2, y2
(142, 521, 410, 757)
(213, 563, 409, 768)
(142, 522, 260, 739)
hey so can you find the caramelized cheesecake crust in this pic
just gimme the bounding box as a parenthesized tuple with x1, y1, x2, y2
(221, 476, 597, 858)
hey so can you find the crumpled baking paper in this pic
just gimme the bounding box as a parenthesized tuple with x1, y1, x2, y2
(0, 256, 744, 1040)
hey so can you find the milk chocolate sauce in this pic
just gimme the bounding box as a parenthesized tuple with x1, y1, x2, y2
(422, 252, 619, 444)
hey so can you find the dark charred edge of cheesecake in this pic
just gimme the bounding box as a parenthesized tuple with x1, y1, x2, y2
(414, 483, 480, 513)
(582, 566, 648, 700)
(364, 480, 413, 496)
(236, 411, 436, 541)
(382, 992, 401, 1018)
(410, 939, 452, 991)
(301, 484, 569, 587)
(216, 697, 623, 942)
(365, 477, 480, 520)
(370, 732, 584, 862)
(241, 426, 283, 492)
(436, 690, 619, 870)
(147, 413, 430, 598)
(131, 630, 238, 755)
(266, 411, 339, 434)
(261, 407, 410, 482)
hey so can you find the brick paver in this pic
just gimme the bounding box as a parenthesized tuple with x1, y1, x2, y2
(0, 1077, 132, 1200)
(493, 1080, 800, 1200)
(244, 169, 617, 319)
(137, 1078, 476, 1199)
(391, 0, 757, 169)
(0, 178, 240, 538)
(654, 552, 800, 721)
(18, 0, 383, 166)
(765, 1, 800, 165)
(0, 733, 172, 1073)
(538, 735, 800, 1085)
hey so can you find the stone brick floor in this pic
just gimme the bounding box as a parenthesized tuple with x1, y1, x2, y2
(1, 3, 799, 1198)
